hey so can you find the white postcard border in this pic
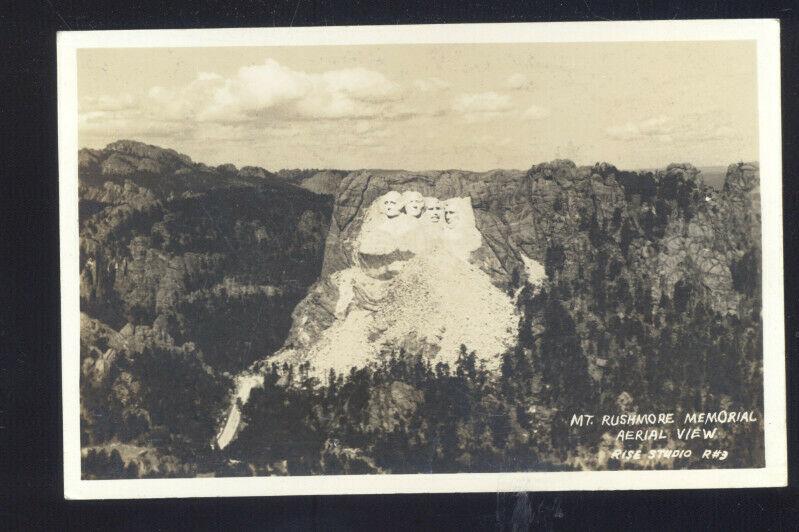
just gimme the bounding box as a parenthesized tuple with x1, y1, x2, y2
(58, 19, 786, 499)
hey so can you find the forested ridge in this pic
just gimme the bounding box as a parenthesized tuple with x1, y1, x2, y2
(78, 140, 763, 478)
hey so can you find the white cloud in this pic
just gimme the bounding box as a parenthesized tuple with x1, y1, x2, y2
(606, 115, 738, 144)
(709, 126, 736, 139)
(133, 59, 405, 124)
(452, 93, 549, 123)
(80, 59, 418, 149)
(80, 93, 137, 112)
(505, 73, 529, 90)
(523, 104, 550, 120)
(452, 92, 515, 122)
(78, 109, 185, 139)
(453, 92, 512, 114)
(638, 116, 674, 135)
(196, 72, 222, 81)
(235, 61, 397, 120)
(413, 77, 450, 92)
(318, 67, 401, 102)
(606, 116, 675, 142)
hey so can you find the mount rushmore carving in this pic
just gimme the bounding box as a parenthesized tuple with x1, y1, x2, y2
(217, 191, 522, 449)
(356, 191, 481, 263)
(76, 142, 765, 474)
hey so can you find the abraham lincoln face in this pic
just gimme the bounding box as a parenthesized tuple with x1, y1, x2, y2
(379, 191, 404, 218)
(402, 191, 424, 218)
(443, 199, 460, 225)
(424, 197, 443, 223)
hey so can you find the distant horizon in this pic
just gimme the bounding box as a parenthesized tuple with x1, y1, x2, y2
(80, 139, 756, 178)
(78, 41, 758, 171)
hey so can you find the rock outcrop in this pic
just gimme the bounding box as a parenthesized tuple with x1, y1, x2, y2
(277, 161, 640, 366)
(277, 240, 521, 375)
(77, 141, 762, 469)
(217, 159, 762, 449)
(78, 140, 334, 457)
(78, 141, 333, 366)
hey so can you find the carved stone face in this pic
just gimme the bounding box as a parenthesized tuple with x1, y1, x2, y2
(402, 191, 424, 218)
(379, 191, 404, 218)
(444, 199, 459, 225)
(424, 197, 443, 223)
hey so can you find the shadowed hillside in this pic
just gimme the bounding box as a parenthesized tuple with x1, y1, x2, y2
(78, 141, 334, 476)
(78, 141, 763, 478)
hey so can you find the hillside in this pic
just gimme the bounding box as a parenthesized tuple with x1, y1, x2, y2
(78, 141, 334, 476)
(78, 141, 763, 478)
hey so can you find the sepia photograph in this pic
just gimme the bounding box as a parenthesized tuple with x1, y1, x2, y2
(57, 20, 786, 498)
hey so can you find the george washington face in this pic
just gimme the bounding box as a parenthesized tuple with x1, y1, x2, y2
(379, 191, 404, 218)
(424, 197, 443, 223)
(402, 191, 424, 218)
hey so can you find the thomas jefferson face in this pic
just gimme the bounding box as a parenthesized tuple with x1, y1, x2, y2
(444, 199, 460, 225)
(402, 191, 424, 218)
(379, 191, 404, 218)
(424, 197, 443, 223)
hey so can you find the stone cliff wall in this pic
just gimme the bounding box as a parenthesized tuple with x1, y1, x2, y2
(280, 161, 630, 355)
(77, 142, 763, 457)
(279, 160, 761, 367)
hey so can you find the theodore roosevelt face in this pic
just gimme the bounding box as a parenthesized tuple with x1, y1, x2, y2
(402, 191, 424, 218)
(424, 197, 443, 223)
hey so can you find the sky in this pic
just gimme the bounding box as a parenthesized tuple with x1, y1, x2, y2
(77, 41, 759, 171)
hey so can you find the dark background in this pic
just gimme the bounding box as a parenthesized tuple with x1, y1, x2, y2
(2, 1, 797, 529)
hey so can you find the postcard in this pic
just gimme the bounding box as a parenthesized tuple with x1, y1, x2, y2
(58, 20, 786, 498)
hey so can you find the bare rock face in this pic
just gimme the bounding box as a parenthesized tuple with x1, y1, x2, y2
(216, 174, 556, 448)
(239, 166, 274, 180)
(272, 159, 762, 381)
(723, 162, 761, 244)
(297, 170, 349, 196)
(278, 162, 627, 365)
(269, 170, 518, 372)
(80, 313, 124, 388)
(316, 161, 634, 291)
(276, 171, 546, 374)
(78, 148, 103, 175)
(78, 141, 333, 368)
(103, 140, 194, 175)
(321, 168, 541, 285)
(631, 162, 761, 315)
(96, 141, 194, 177)
(77, 141, 763, 458)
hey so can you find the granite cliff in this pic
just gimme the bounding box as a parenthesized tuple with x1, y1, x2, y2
(78, 141, 763, 476)
(217, 158, 762, 449)
(78, 141, 334, 472)
(275, 160, 760, 364)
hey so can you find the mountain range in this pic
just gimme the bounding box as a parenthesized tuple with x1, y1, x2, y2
(78, 140, 763, 478)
